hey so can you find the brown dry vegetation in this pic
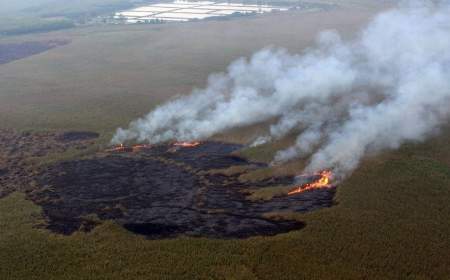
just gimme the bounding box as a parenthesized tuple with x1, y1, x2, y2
(1, 3, 449, 279)
(1, 129, 449, 279)
(245, 185, 293, 201)
(0, 6, 379, 134)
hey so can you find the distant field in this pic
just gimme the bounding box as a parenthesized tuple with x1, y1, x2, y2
(1, 3, 449, 280)
(0, 0, 135, 36)
(0, 39, 69, 64)
(0, 6, 380, 136)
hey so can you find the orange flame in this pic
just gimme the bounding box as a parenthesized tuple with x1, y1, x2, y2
(106, 143, 152, 153)
(106, 143, 128, 152)
(173, 141, 201, 148)
(131, 144, 152, 152)
(288, 170, 333, 195)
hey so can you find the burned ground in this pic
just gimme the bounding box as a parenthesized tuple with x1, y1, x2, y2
(0, 129, 98, 198)
(0, 130, 335, 239)
(31, 141, 335, 239)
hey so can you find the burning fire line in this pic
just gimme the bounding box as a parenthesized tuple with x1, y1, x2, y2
(106, 141, 200, 153)
(173, 141, 201, 148)
(131, 144, 152, 152)
(288, 170, 333, 195)
(106, 143, 152, 153)
(106, 143, 127, 152)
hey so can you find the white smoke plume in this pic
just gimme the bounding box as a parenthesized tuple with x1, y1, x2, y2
(113, 1, 450, 178)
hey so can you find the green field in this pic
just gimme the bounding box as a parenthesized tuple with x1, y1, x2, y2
(1, 3, 449, 279)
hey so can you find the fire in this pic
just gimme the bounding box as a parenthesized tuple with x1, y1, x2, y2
(106, 143, 128, 152)
(131, 144, 152, 152)
(288, 170, 333, 195)
(106, 143, 152, 153)
(173, 141, 201, 148)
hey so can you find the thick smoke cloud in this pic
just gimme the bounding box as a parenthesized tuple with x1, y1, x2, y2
(113, 1, 450, 178)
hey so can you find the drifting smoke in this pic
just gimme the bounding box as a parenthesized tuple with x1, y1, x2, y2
(113, 1, 450, 178)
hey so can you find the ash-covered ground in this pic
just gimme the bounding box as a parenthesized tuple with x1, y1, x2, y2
(1, 130, 335, 239)
(0, 130, 98, 198)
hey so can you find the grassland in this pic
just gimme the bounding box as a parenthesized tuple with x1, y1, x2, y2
(1, 3, 449, 279)
(1, 129, 449, 279)
(0, 17, 75, 36)
(0, 6, 379, 135)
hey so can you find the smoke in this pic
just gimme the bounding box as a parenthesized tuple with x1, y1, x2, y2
(113, 1, 450, 178)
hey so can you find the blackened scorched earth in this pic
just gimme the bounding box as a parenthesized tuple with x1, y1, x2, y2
(32, 141, 335, 238)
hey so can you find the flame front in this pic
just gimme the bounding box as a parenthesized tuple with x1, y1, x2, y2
(288, 170, 333, 195)
(107, 142, 199, 153)
(106, 143, 127, 152)
(173, 141, 201, 148)
(131, 144, 152, 152)
(106, 143, 152, 153)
